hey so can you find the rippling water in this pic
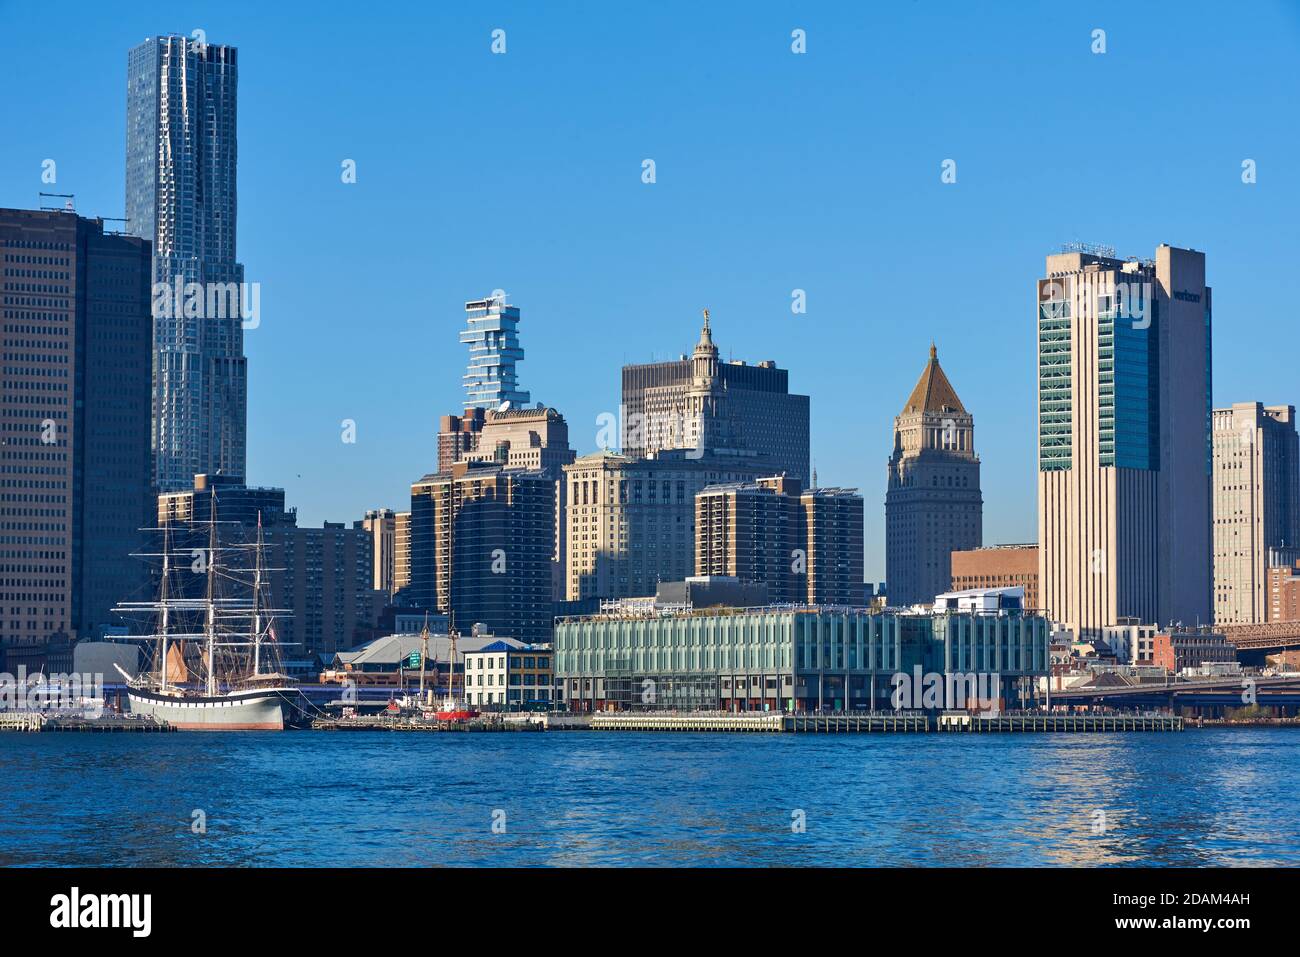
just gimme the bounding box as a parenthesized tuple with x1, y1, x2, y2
(1, 729, 1295, 866)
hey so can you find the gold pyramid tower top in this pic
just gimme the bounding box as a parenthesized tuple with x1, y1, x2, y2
(901, 342, 966, 415)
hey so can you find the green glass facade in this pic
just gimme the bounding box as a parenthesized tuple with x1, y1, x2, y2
(1037, 297, 1072, 471)
(1101, 295, 1159, 470)
(555, 608, 1050, 712)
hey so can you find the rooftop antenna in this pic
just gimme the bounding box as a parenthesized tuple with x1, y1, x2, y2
(38, 191, 75, 212)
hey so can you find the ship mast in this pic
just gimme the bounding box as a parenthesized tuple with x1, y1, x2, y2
(158, 522, 171, 692)
(446, 475, 458, 702)
(205, 489, 218, 697)
(252, 511, 264, 678)
(418, 611, 430, 701)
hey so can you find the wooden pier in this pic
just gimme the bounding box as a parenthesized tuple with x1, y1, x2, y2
(591, 713, 785, 733)
(589, 712, 929, 733)
(784, 713, 929, 733)
(584, 711, 1178, 734)
(0, 712, 44, 732)
(937, 712, 1183, 733)
(0, 713, 175, 732)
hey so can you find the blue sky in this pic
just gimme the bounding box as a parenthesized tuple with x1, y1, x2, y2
(2, 1, 1298, 581)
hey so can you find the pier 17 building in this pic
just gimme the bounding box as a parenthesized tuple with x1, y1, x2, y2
(553, 592, 1049, 713)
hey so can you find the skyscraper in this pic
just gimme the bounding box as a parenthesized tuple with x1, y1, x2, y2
(563, 450, 768, 601)
(410, 462, 555, 643)
(461, 294, 530, 410)
(1212, 403, 1300, 623)
(358, 508, 399, 598)
(127, 35, 246, 492)
(393, 511, 412, 599)
(621, 312, 811, 482)
(696, 476, 864, 605)
(0, 209, 154, 664)
(885, 345, 982, 606)
(1036, 244, 1212, 637)
(438, 404, 576, 597)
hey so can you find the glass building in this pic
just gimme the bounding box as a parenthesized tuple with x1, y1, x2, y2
(461, 294, 530, 410)
(554, 606, 1049, 712)
(127, 35, 246, 492)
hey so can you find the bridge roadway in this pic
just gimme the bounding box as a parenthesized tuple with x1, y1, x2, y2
(1049, 673, 1300, 707)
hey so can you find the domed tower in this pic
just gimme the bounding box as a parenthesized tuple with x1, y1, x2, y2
(691, 308, 719, 382)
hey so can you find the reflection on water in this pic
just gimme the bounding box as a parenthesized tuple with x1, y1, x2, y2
(0, 729, 1296, 867)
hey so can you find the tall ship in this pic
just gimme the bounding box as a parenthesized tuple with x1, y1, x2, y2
(113, 501, 306, 731)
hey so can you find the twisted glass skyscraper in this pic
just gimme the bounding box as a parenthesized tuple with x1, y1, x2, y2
(127, 35, 246, 491)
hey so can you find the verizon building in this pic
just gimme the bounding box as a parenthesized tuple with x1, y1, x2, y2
(1036, 244, 1212, 638)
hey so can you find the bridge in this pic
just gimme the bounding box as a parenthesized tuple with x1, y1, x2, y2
(1048, 673, 1300, 712)
(1220, 620, 1300, 653)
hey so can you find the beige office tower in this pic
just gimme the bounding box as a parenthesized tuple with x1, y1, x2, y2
(359, 508, 398, 597)
(1036, 244, 1212, 638)
(564, 450, 768, 600)
(885, 345, 982, 606)
(1211, 403, 1300, 623)
(393, 511, 412, 596)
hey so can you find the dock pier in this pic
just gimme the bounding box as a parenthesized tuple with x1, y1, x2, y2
(0, 713, 175, 732)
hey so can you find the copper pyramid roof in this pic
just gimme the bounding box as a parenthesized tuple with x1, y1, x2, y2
(901, 343, 966, 415)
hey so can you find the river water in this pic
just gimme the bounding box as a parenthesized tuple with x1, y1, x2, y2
(1, 728, 1294, 866)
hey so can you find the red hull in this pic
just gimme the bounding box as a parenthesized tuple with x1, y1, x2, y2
(435, 710, 478, 722)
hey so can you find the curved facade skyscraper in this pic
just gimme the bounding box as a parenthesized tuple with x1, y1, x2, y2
(127, 35, 246, 492)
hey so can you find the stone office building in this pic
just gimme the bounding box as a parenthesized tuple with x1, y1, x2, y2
(620, 311, 810, 483)
(1211, 403, 1300, 624)
(0, 208, 153, 668)
(885, 344, 983, 606)
(563, 449, 770, 601)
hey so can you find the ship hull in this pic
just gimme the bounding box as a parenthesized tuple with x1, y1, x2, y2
(126, 687, 290, 731)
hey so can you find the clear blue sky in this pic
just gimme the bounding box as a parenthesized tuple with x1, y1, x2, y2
(3, 1, 1298, 581)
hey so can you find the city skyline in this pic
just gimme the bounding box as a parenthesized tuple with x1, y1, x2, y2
(1, 4, 1297, 582)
